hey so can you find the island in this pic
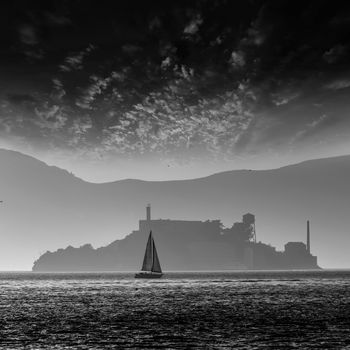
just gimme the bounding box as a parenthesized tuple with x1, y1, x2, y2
(32, 205, 319, 272)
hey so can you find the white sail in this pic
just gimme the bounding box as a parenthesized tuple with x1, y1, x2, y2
(140, 231, 162, 273)
(151, 239, 162, 273)
(141, 231, 153, 272)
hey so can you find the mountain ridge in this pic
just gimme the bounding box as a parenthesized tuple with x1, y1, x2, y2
(0, 148, 350, 270)
(3, 148, 350, 184)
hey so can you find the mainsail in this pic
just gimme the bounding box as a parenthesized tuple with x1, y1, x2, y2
(141, 231, 162, 273)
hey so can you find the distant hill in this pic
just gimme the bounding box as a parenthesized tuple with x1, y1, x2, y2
(0, 148, 350, 270)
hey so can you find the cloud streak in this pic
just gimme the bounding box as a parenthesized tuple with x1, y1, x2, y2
(59, 44, 96, 72)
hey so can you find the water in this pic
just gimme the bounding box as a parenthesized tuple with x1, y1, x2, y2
(0, 270, 350, 349)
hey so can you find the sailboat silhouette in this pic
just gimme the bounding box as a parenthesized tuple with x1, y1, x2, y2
(135, 231, 163, 278)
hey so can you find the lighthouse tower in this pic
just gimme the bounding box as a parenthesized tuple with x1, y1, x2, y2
(146, 204, 151, 222)
(307, 220, 311, 254)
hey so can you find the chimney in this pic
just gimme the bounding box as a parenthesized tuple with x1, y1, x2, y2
(146, 204, 151, 222)
(307, 220, 310, 254)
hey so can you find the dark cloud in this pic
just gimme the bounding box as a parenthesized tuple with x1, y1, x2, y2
(44, 12, 71, 27)
(18, 24, 38, 45)
(323, 45, 347, 63)
(1, 0, 350, 167)
(7, 94, 36, 105)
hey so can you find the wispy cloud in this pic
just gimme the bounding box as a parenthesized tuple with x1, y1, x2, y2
(229, 51, 246, 69)
(325, 79, 350, 90)
(101, 79, 255, 160)
(59, 44, 96, 72)
(75, 73, 116, 110)
(290, 114, 328, 144)
(34, 104, 67, 131)
(68, 118, 93, 146)
(272, 92, 299, 106)
(51, 79, 66, 100)
(183, 14, 203, 36)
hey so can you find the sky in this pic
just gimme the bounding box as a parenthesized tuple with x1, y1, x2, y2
(1, 0, 350, 181)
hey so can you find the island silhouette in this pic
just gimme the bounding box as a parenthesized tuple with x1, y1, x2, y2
(32, 205, 318, 271)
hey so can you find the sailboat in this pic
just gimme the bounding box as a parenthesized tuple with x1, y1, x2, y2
(135, 231, 163, 278)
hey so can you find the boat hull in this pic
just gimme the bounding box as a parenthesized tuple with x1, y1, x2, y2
(135, 272, 163, 279)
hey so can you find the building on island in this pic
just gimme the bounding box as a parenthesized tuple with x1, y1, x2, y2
(135, 205, 318, 270)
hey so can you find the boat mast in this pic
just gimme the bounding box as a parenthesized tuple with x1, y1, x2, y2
(151, 232, 155, 272)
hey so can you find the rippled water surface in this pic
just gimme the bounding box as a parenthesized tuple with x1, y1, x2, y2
(1, 271, 350, 349)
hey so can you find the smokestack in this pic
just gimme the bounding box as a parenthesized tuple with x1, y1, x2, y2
(307, 220, 310, 253)
(146, 204, 151, 222)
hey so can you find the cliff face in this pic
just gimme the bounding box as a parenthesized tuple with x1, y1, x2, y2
(32, 218, 319, 272)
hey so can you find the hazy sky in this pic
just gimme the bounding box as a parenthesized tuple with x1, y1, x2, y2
(1, 0, 350, 181)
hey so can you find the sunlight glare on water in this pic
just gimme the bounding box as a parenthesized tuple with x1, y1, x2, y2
(0, 271, 350, 349)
